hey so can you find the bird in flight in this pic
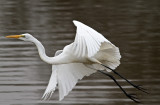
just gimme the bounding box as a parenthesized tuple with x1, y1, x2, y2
(6, 20, 147, 103)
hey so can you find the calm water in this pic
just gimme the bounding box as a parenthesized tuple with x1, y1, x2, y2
(0, 0, 160, 105)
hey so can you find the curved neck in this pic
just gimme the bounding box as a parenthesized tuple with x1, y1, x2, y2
(32, 38, 56, 64)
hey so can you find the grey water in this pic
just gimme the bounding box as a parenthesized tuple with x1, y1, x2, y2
(0, 0, 160, 105)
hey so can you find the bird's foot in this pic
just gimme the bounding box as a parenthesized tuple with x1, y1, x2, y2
(127, 94, 140, 103)
(134, 85, 148, 94)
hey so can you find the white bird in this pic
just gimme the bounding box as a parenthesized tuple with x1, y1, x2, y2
(6, 20, 147, 103)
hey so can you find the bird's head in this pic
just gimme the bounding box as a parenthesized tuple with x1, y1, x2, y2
(6, 33, 34, 42)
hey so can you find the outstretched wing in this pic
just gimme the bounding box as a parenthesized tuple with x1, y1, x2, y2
(42, 65, 57, 100)
(57, 63, 96, 101)
(42, 63, 96, 101)
(42, 50, 63, 100)
(72, 20, 115, 58)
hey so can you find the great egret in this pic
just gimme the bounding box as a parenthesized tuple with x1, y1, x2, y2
(6, 20, 147, 103)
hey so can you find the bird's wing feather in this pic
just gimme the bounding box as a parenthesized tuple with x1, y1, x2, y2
(42, 65, 57, 100)
(72, 20, 113, 58)
(41, 50, 64, 100)
(56, 63, 96, 101)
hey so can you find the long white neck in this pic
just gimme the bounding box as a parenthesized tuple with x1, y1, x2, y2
(31, 38, 58, 64)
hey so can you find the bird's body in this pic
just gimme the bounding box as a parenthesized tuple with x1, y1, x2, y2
(6, 20, 146, 103)
(25, 20, 120, 100)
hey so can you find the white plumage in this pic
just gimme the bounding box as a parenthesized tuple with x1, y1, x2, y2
(42, 50, 96, 100)
(57, 63, 96, 100)
(41, 20, 121, 100)
(72, 20, 111, 58)
(6, 20, 121, 101)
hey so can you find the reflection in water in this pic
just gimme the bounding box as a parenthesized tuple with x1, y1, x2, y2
(0, 0, 160, 105)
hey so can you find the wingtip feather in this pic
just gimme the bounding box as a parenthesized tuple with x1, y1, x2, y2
(73, 20, 83, 27)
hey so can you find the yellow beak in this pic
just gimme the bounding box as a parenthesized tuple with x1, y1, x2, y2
(6, 35, 24, 39)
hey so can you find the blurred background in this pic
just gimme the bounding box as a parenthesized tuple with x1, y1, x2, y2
(0, 0, 160, 105)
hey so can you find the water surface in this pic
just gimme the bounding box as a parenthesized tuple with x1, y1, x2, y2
(0, 0, 160, 105)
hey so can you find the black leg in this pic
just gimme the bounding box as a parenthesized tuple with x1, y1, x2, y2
(98, 70, 140, 103)
(101, 64, 148, 94)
